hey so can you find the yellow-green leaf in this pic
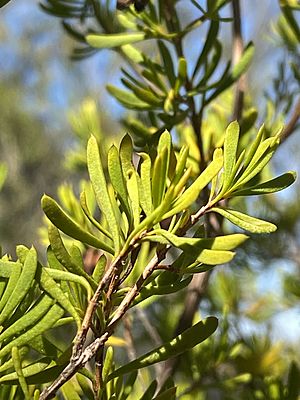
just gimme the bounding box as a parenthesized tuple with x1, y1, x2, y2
(210, 207, 277, 233)
(86, 32, 146, 49)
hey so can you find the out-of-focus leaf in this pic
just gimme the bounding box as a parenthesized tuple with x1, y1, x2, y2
(210, 207, 277, 233)
(193, 19, 219, 78)
(158, 41, 176, 86)
(0, 163, 7, 190)
(107, 85, 152, 110)
(86, 32, 146, 49)
(232, 42, 255, 80)
(0, 0, 11, 8)
(287, 361, 300, 400)
(108, 317, 218, 380)
(153, 387, 176, 400)
(121, 44, 144, 63)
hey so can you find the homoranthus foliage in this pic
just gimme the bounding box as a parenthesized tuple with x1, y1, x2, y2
(0, 1, 299, 399)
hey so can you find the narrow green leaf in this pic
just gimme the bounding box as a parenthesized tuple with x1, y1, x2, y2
(193, 40, 222, 91)
(0, 295, 54, 343)
(0, 359, 58, 384)
(232, 137, 279, 190)
(86, 32, 146, 49)
(156, 130, 172, 203)
(147, 230, 248, 250)
(120, 133, 133, 177)
(61, 380, 81, 400)
(108, 317, 218, 380)
(108, 145, 131, 221)
(11, 347, 31, 400)
(152, 151, 165, 208)
(38, 269, 81, 329)
(103, 346, 114, 383)
(193, 19, 219, 78)
(163, 148, 223, 219)
(138, 153, 153, 216)
(92, 254, 107, 283)
(243, 124, 265, 168)
(76, 374, 95, 400)
(133, 276, 192, 307)
(123, 81, 162, 106)
(233, 171, 296, 196)
(42, 195, 114, 254)
(87, 135, 120, 253)
(80, 191, 113, 240)
(0, 347, 29, 374)
(48, 225, 97, 290)
(153, 387, 177, 400)
(125, 168, 140, 228)
(107, 85, 152, 110)
(0, 248, 37, 326)
(121, 44, 144, 63)
(158, 41, 176, 86)
(139, 380, 157, 400)
(175, 146, 189, 180)
(145, 231, 236, 265)
(281, 6, 300, 42)
(232, 42, 255, 79)
(0, 262, 21, 313)
(287, 361, 300, 400)
(223, 121, 240, 191)
(210, 207, 277, 233)
(0, 303, 64, 359)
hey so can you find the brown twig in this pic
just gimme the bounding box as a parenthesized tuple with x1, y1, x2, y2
(232, 0, 245, 122)
(281, 97, 300, 143)
(39, 249, 167, 399)
(71, 244, 135, 360)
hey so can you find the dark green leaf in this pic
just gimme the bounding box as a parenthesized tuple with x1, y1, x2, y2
(233, 171, 296, 196)
(108, 317, 218, 380)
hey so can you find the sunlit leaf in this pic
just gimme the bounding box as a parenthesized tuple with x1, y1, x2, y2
(87, 135, 120, 253)
(210, 207, 277, 233)
(163, 148, 223, 219)
(42, 195, 114, 254)
(86, 32, 146, 49)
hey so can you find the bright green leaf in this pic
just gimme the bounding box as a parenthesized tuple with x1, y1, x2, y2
(87, 135, 120, 253)
(42, 195, 114, 254)
(86, 32, 146, 49)
(210, 207, 277, 233)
